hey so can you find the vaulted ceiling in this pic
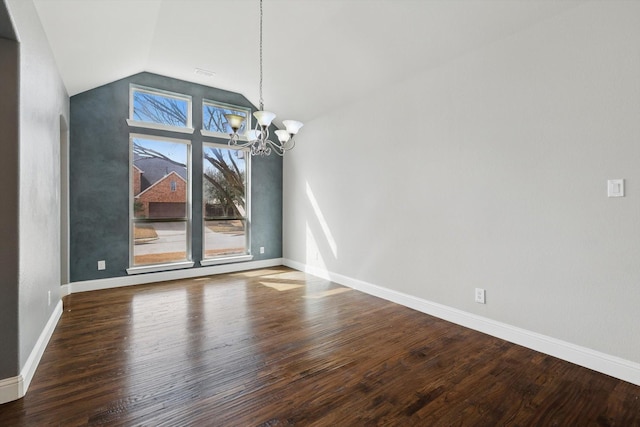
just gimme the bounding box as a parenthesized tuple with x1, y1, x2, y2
(33, 0, 583, 123)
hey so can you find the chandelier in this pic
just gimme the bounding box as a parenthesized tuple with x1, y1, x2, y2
(226, 0, 303, 156)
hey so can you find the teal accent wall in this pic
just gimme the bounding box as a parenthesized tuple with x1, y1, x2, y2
(70, 72, 282, 282)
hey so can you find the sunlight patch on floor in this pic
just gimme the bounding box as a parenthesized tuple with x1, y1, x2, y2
(259, 281, 304, 291)
(303, 287, 352, 299)
(263, 271, 308, 281)
(232, 268, 289, 278)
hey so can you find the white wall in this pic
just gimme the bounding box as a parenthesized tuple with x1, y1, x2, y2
(7, 0, 69, 369)
(284, 2, 640, 366)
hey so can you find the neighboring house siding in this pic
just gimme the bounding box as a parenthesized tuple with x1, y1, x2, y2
(135, 171, 187, 218)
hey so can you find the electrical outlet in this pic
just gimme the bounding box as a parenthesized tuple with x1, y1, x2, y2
(475, 288, 486, 304)
(98, 260, 106, 270)
(259, 247, 265, 254)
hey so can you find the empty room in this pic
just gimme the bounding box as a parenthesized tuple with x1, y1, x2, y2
(1, 0, 639, 425)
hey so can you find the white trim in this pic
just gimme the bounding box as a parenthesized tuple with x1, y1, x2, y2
(126, 119, 195, 135)
(0, 376, 22, 405)
(283, 259, 640, 387)
(70, 258, 283, 294)
(21, 301, 63, 391)
(126, 261, 195, 275)
(0, 300, 63, 405)
(200, 254, 253, 266)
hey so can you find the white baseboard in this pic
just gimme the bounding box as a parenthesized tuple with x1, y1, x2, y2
(0, 375, 22, 405)
(62, 258, 284, 296)
(0, 300, 63, 405)
(283, 258, 640, 387)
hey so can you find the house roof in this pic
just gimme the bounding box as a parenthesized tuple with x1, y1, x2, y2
(134, 155, 187, 192)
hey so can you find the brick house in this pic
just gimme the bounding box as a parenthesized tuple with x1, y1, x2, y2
(133, 156, 187, 218)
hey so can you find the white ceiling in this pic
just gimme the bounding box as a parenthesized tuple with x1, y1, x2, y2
(33, 0, 583, 123)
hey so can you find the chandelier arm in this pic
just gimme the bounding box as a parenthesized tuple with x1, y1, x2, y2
(263, 139, 286, 156)
(252, 143, 271, 156)
(228, 139, 254, 149)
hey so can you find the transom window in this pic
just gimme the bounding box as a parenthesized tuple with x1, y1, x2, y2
(202, 100, 251, 138)
(129, 85, 193, 132)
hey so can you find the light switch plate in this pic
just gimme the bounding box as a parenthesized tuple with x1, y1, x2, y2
(608, 179, 624, 197)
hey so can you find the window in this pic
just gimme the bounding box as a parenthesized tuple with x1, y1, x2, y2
(127, 84, 253, 273)
(202, 100, 251, 139)
(129, 134, 191, 270)
(127, 85, 194, 133)
(202, 143, 250, 262)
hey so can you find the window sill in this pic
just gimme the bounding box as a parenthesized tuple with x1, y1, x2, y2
(200, 129, 249, 141)
(126, 119, 195, 135)
(200, 254, 253, 267)
(126, 261, 195, 275)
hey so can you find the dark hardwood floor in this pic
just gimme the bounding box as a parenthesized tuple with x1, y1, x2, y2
(1, 267, 639, 426)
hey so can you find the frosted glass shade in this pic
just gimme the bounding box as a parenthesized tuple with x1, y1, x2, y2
(224, 113, 246, 132)
(246, 129, 260, 141)
(283, 120, 303, 135)
(253, 110, 276, 127)
(275, 130, 290, 143)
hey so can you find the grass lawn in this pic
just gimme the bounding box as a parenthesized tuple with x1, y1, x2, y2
(134, 224, 159, 240)
(206, 220, 244, 234)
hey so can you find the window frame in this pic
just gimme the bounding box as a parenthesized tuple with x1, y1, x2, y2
(127, 84, 195, 134)
(201, 99, 252, 140)
(200, 141, 253, 266)
(127, 133, 194, 275)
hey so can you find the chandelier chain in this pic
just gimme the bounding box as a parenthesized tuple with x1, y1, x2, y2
(259, 0, 264, 111)
(226, 0, 302, 156)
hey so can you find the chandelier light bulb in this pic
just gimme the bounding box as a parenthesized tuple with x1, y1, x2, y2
(275, 129, 290, 143)
(224, 113, 246, 133)
(253, 110, 276, 127)
(283, 120, 303, 135)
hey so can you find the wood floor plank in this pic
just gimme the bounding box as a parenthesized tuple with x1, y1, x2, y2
(0, 267, 639, 426)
